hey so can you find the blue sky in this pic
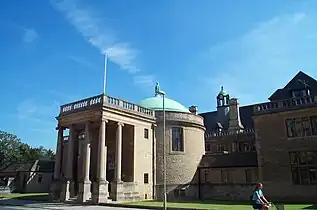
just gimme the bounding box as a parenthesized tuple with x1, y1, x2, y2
(1, 0, 317, 149)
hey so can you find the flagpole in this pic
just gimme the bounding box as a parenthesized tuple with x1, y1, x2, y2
(103, 53, 108, 95)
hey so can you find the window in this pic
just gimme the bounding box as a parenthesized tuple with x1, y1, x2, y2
(221, 170, 230, 183)
(206, 143, 211, 152)
(38, 174, 43, 183)
(203, 169, 209, 183)
(286, 116, 317, 138)
(289, 151, 317, 185)
(143, 173, 149, 184)
(311, 117, 317, 136)
(172, 127, 184, 152)
(144, 128, 149, 139)
(232, 142, 237, 152)
(245, 169, 253, 183)
(238, 142, 255, 152)
(292, 89, 309, 98)
(216, 143, 227, 153)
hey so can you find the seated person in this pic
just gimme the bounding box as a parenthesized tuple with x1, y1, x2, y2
(252, 183, 271, 210)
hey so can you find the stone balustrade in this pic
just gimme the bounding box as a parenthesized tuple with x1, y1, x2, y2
(205, 128, 255, 138)
(59, 94, 155, 117)
(253, 95, 317, 114)
(104, 95, 154, 117)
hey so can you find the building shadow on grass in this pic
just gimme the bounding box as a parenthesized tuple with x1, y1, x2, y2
(303, 205, 317, 209)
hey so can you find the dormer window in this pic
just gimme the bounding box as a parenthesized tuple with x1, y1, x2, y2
(292, 89, 310, 98)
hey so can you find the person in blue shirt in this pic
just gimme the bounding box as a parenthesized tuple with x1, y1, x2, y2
(252, 183, 270, 210)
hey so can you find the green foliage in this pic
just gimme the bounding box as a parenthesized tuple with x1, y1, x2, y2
(0, 130, 55, 167)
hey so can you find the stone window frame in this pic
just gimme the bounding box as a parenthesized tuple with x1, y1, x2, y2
(143, 173, 149, 184)
(205, 143, 211, 152)
(289, 151, 317, 185)
(203, 169, 210, 183)
(221, 169, 231, 183)
(144, 128, 149, 139)
(245, 168, 253, 183)
(285, 116, 317, 139)
(169, 126, 185, 154)
(216, 143, 227, 153)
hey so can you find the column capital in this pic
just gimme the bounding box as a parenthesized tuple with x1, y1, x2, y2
(117, 122, 124, 127)
(101, 118, 108, 123)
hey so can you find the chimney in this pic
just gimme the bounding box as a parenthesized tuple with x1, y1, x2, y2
(228, 98, 244, 132)
(189, 105, 198, 115)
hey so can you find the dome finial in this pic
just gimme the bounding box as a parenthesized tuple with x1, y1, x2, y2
(154, 81, 160, 96)
(221, 86, 224, 91)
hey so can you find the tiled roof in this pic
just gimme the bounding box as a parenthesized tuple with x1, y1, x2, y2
(200, 71, 317, 134)
(198, 152, 258, 168)
(0, 160, 55, 174)
(269, 71, 317, 101)
(200, 105, 254, 133)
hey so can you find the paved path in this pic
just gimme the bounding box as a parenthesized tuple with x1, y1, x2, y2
(0, 199, 150, 210)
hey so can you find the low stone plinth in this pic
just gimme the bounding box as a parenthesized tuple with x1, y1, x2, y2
(77, 181, 91, 203)
(91, 180, 109, 204)
(110, 181, 140, 202)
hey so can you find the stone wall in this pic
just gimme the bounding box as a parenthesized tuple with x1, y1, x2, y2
(155, 111, 205, 200)
(25, 172, 53, 193)
(253, 106, 317, 202)
(199, 183, 255, 201)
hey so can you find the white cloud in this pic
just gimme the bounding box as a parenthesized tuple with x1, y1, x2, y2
(68, 55, 98, 70)
(133, 75, 155, 87)
(194, 12, 317, 108)
(16, 99, 59, 127)
(22, 28, 39, 43)
(51, 0, 140, 74)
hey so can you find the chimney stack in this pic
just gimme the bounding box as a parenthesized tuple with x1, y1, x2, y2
(228, 98, 244, 132)
(189, 105, 198, 115)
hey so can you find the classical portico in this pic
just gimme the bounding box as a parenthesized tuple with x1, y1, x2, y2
(51, 94, 156, 203)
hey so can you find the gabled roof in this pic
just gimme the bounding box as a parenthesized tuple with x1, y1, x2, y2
(0, 160, 55, 175)
(269, 71, 317, 101)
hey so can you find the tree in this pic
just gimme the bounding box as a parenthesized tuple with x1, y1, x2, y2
(0, 131, 24, 167)
(0, 130, 55, 167)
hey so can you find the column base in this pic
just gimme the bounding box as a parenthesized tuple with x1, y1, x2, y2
(50, 179, 61, 201)
(60, 180, 75, 201)
(110, 181, 124, 201)
(60, 180, 70, 201)
(77, 181, 91, 203)
(91, 180, 109, 204)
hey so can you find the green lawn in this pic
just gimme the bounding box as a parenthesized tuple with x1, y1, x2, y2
(125, 201, 317, 210)
(0, 193, 49, 201)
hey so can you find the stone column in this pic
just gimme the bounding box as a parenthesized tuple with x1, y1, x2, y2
(92, 119, 109, 204)
(50, 127, 63, 200)
(78, 123, 92, 203)
(60, 125, 75, 201)
(111, 122, 124, 201)
(152, 124, 157, 200)
(115, 122, 124, 182)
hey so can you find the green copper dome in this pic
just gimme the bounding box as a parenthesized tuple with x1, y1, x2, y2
(140, 82, 190, 113)
(140, 95, 190, 113)
(218, 86, 228, 96)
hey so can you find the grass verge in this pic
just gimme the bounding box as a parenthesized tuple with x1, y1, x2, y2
(125, 200, 317, 210)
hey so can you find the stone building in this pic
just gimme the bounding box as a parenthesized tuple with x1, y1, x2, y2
(50, 83, 205, 204)
(198, 71, 317, 202)
(0, 160, 54, 193)
(51, 71, 317, 204)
